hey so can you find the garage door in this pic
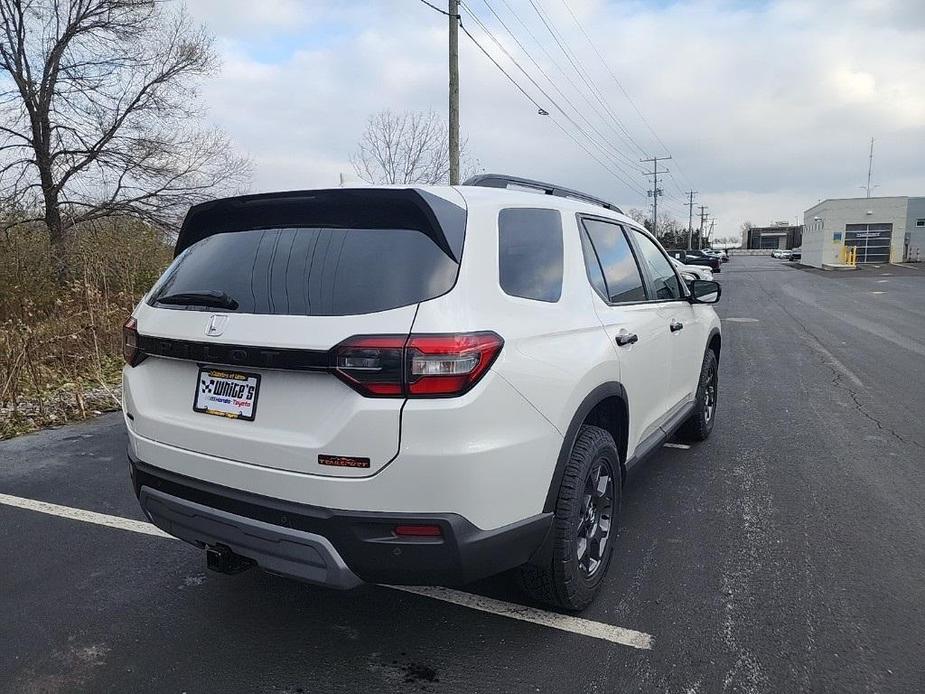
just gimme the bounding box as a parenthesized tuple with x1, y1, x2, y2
(845, 224, 892, 264)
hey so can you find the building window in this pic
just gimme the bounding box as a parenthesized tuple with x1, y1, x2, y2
(916, 219, 925, 227)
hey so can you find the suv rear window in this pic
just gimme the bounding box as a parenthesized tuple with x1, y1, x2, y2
(150, 226, 460, 316)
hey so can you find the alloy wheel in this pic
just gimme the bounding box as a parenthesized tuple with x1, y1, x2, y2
(576, 457, 615, 578)
(703, 363, 717, 422)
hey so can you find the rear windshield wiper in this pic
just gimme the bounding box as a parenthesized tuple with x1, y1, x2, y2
(156, 290, 239, 310)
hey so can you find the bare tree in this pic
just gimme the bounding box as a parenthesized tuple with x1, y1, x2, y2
(625, 207, 649, 229)
(351, 109, 477, 185)
(0, 0, 250, 260)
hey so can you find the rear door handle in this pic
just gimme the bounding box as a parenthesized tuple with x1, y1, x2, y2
(670, 320, 684, 332)
(615, 332, 638, 346)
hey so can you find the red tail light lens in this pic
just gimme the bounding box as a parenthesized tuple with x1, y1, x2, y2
(122, 317, 143, 367)
(406, 332, 503, 397)
(332, 332, 503, 398)
(333, 335, 406, 397)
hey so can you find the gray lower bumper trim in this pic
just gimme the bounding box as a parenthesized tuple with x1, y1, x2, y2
(139, 486, 362, 589)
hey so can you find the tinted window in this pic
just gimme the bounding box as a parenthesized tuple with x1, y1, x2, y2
(150, 227, 459, 316)
(581, 219, 646, 303)
(632, 230, 684, 301)
(498, 208, 563, 302)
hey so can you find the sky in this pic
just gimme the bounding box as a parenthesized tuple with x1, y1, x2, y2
(185, 0, 925, 243)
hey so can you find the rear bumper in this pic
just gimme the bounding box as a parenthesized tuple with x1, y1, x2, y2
(131, 458, 552, 588)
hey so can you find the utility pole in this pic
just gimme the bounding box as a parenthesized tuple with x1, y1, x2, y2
(641, 155, 671, 237)
(686, 190, 697, 250)
(698, 205, 708, 249)
(865, 137, 874, 198)
(448, 0, 460, 185)
(707, 219, 716, 248)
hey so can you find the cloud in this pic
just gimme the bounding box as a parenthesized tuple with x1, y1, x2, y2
(186, 0, 925, 241)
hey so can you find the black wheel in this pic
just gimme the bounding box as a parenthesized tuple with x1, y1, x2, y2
(518, 425, 621, 611)
(679, 349, 719, 442)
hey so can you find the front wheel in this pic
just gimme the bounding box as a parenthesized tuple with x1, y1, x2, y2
(517, 425, 621, 611)
(679, 349, 719, 442)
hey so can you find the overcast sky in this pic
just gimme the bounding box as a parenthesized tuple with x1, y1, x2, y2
(185, 0, 925, 242)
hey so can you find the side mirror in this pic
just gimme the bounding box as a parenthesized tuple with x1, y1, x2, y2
(689, 279, 721, 304)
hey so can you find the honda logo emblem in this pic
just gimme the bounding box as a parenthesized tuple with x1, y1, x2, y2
(206, 314, 228, 337)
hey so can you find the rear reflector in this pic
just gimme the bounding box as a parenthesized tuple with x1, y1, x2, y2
(393, 524, 443, 537)
(333, 332, 503, 398)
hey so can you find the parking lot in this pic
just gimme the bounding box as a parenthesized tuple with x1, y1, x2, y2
(2, 256, 923, 693)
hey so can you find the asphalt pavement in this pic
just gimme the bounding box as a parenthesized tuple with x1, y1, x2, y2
(1, 256, 923, 693)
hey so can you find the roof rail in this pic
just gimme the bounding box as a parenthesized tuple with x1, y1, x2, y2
(462, 173, 623, 214)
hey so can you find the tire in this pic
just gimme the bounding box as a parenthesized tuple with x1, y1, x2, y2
(518, 425, 621, 611)
(678, 349, 719, 442)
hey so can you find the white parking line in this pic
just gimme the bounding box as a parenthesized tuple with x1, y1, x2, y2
(663, 443, 691, 450)
(0, 492, 173, 538)
(390, 585, 653, 650)
(0, 492, 654, 650)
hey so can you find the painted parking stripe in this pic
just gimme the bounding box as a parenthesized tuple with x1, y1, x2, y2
(663, 443, 691, 450)
(391, 585, 653, 650)
(0, 493, 654, 650)
(0, 492, 173, 538)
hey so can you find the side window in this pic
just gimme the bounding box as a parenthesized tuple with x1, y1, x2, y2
(498, 208, 563, 302)
(580, 219, 647, 303)
(631, 230, 684, 301)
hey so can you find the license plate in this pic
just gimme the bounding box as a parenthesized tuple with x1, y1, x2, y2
(193, 368, 260, 421)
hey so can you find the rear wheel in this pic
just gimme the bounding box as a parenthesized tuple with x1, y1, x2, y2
(678, 349, 718, 442)
(518, 425, 621, 611)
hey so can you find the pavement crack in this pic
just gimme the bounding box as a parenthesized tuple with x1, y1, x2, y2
(752, 278, 924, 451)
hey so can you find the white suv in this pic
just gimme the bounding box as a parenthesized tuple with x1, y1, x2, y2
(123, 174, 722, 610)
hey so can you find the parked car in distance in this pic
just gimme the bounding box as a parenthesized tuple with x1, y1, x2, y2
(122, 174, 723, 611)
(670, 256, 714, 282)
(702, 249, 729, 263)
(667, 249, 722, 273)
(789, 248, 802, 261)
(770, 249, 784, 258)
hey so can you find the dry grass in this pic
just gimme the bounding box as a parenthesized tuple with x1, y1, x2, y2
(0, 219, 172, 438)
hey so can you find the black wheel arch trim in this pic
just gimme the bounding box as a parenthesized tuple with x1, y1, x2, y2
(707, 326, 722, 361)
(542, 382, 628, 515)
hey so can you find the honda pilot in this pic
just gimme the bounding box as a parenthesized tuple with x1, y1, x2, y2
(123, 174, 722, 610)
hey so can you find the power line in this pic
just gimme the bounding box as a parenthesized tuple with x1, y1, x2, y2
(472, 0, 641, 174)
(491, 0, 647, 174)
(417, 0, 453, 16)
(461, 1, 645, 182)
(456, 17, 646, 197)
(557, 0, 697, 194)
(558, 0, 667, 155)
(525, 0, 650, 162)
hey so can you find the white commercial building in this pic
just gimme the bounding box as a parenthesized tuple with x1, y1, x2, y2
(802, 196, 925, 268)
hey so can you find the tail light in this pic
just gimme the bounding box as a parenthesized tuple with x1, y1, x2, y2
(122, 317, 144, 367)
(333, 332, 503, 398)
(333, 335, 405, 396)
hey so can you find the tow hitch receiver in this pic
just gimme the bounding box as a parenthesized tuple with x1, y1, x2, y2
(206, 544, 255, 575)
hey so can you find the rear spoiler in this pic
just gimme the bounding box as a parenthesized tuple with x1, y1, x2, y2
(174, 188, 466, 262)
